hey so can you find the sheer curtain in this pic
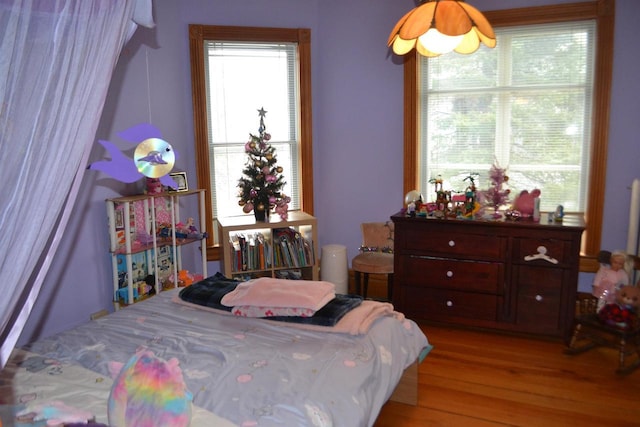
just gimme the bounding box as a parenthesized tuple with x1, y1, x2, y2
(0, 0, 154, 368)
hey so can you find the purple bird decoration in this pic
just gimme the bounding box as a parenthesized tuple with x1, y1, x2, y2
(88, 123, 179, 188)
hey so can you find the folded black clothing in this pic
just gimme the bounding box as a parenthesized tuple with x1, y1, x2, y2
(178, 273, 363, 326)
(267, 293, 363, 327)
(178, 272, 240, 312)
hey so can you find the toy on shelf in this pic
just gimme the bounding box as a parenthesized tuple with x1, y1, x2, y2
(175, 217, 208, 240)
(116, 286, 139, 304)
(157, 223, 172, 240)
(428, 176, 453, 218)
(479, 161, 510, 218)
(508, 189, 541, 221)
(145, 177, 165, 194)
(549, 204, 565, 222)
(166, 270, 203, 288)
(136, 229, 154, 245)
(457, 173, 480, 219)
(404, 190, 423, 217)
(417, 174, 480, 219)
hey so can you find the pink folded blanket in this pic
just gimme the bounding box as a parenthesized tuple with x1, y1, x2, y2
(220, 277, 336, 312)
(295, 300, 404, 335)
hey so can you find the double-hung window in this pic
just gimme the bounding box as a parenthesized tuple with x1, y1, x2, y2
(403, 1, 614, 264)
(189, 26, 314, 259)
(420, 21, 595, 212)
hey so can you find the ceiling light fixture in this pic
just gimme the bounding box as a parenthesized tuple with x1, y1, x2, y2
(388, 0, 496, 57)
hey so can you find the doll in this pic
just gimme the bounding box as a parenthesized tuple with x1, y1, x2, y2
(592, 250, 630, 310)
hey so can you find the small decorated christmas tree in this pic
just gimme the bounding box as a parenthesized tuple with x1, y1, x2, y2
(237, 108, 290, 221)
(480, 160, 510, 218)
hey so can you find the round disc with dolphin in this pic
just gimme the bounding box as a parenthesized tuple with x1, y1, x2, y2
(88, 123, 179, 188)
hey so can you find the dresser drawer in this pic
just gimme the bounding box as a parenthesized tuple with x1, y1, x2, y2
(513, 265, 563, 334)
(401, 287, 498, 322)
(513, 237, 571, 267)
(400, 255, 502, 294)
(403, 227, 506, 259)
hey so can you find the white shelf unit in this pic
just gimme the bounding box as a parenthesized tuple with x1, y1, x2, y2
(106, 189, 207, 309)
(218, 211, 318, 281)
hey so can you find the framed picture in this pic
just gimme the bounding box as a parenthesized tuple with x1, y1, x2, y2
(169, 172, 188, 192)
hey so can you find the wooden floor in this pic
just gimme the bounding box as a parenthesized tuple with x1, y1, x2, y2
(374, 323, 640, 427)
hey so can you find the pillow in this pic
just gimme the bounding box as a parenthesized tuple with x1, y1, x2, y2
(108, 350, 192, 427)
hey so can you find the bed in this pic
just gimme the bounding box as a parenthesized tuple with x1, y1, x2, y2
(0, 274, 431, 427)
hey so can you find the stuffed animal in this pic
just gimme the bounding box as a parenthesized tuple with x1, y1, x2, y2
(108, 350, 192, 427)
(511, 189, 541, 217)
(598, 285, 640, 330)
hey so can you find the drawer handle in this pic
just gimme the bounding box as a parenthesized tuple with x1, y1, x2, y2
(448, 240, 455, 247)
(524, 246, 558, 264)
(446, 300, 453, 307)
(446, 270, 453, 278)
(535, 295, 543, 302)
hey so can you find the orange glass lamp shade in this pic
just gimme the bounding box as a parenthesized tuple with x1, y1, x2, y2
(388, 0, 496, 57)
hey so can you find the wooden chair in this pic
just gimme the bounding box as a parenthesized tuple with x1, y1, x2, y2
(351, 221, 394, 301)
(564, 252, 640, 375)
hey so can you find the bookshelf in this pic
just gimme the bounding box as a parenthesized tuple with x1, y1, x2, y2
(106, 189, 208, 309)
(218, 211, 318, 281)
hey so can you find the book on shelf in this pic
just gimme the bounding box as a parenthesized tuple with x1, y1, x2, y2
(227, 227, 314, 274)
(273, 227, 315, 268)
(229, 231, 272, 272)
(257, 233, 266, 269)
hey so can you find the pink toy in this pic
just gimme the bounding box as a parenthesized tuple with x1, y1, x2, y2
(145, 177, 164, 194)
(512, 189, 541, 217)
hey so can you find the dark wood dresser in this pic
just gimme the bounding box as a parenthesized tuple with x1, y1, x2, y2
(391, 212, 585, 341)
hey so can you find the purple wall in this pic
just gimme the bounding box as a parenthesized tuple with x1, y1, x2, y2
(18, 0, 640, 344)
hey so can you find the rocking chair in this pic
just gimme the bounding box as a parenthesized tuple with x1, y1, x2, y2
(564, 251, 640, 375)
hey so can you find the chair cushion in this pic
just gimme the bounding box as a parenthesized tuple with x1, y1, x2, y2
(352, 252, 394, 274)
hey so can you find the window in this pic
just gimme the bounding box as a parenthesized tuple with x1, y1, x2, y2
(420, 21, 594, 212)
(402, 1, 614, 267)
(189, 25, 314, 260)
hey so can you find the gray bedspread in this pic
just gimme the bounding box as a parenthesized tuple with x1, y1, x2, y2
(6, 288, 430, 427)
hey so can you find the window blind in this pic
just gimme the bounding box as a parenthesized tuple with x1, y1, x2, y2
(419, 21, 596, 212)
(203, 41, 300, 221)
